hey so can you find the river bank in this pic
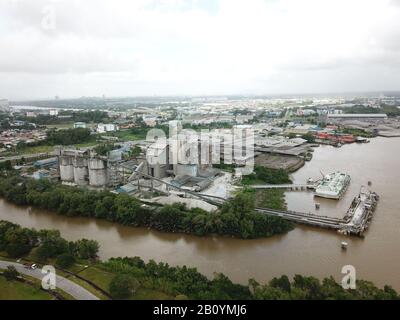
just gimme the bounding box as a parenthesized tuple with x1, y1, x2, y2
(1, 137, 399, 290)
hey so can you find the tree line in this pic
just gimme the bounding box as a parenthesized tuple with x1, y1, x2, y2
(1, 220, 398, 300)
(0, 176, 293, 239)
(15, 110, 109, 125)
(0, 220, 99, 268)
(46, 128, 92, 145)
(242, 166, 292, 185)
(104, 257, 399, 300)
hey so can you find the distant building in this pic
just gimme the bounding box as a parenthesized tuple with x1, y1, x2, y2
(74, 122, 87, 129)
(142, 115, 158, 127)
(297, 109, 316, 117)
(32, 170, 51, 180)
(26, 111, 37, 118)
(285, 125, 315, 135)
(34, 157, 58, 169)
(235, 115, 254, 124)
(97, 123, 119, 134)
(49, 109, 59, 116)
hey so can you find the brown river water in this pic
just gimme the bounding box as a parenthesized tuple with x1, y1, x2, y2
(1, 137, 400, 288)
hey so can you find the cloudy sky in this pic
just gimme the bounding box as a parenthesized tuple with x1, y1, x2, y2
(1, 0, 400, 100)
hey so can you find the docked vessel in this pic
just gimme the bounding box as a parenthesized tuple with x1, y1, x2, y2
(339, 188, 380, 236)
(314, 171, 351, 200)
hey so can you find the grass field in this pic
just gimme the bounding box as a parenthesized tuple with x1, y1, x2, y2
(77, 264, 175, 300)
(108, 130, 147, 142)
(0, 276, 52, 300)
(71, 265, 113, 300)
(45, 123, 75, 130)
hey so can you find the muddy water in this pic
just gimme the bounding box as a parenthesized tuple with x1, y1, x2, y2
(1, 137, 400, 289)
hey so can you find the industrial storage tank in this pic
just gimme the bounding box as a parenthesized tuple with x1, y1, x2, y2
(73, 157, 89, 186)
(88, 158, 108, 187)
(59, 156, 74, 182)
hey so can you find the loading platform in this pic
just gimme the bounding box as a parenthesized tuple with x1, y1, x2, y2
(256, 189, 379, 237)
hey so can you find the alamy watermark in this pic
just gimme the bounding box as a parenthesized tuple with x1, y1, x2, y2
(41, 265, 56, 290)
(145, 122, 255, 176)
(341, 265, 356, 290)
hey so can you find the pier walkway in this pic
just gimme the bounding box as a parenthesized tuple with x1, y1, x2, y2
(250, 184, 312, 191)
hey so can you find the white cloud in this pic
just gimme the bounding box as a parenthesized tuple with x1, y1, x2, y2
(0, 0, 400, 99)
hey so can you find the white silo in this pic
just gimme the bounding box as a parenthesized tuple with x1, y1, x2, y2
(88, 158, 108, 187)
(73, 157, 89, 186)
(59, 156, 74, 182)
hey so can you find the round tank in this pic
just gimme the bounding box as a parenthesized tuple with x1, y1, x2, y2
(59, 156, 74, 182)
(73, 157, 88, 186)
(88, 158, 108, 187)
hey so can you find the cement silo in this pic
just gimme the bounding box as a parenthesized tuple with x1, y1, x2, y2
(73, 157, 89, 186)
(88, 158, 108, 187)
(59, 156, 74, 182)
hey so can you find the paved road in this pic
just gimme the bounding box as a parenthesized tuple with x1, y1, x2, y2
(0, 260, 99, 300)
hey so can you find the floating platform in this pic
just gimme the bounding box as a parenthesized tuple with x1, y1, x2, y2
(339, 189, 380, 236)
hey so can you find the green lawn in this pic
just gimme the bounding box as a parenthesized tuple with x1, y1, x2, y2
(19, 145, 55, 155)
(45, 123, 74, 130)
(73, 141, 99, 149)
(77, 265, 114, 299)
(0, 276, 53, 300)
(109, 130, 148, 142)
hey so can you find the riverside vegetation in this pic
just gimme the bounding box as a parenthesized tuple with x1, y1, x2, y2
(0, 173, 293, 239)
(0, 220, 398, 300)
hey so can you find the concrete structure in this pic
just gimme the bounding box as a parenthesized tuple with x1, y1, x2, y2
(59, 156, 75, 182)
(73, 157, 89, 186)
(56, 148, 115, 188)
(146, 141, 169, 179)
(88, 158, 108, 187)
(96, 123, 119, 134)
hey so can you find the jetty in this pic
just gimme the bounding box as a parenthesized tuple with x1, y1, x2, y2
(256, 189, 379, 237)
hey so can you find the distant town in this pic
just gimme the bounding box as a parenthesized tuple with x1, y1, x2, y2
(1, 93, 400, 301)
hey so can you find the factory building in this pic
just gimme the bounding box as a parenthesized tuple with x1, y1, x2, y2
(144, 121, 253, 179)
(74, 122, 87, 129)
(56, 148, 118, 188)
(96, 123, 119, 134)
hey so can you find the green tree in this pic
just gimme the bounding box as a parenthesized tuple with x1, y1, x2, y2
(3, 266, 19, 281)
(73, 239, 99, 259)
(109, 274, 140, 300)
(56, 253, 76, 269)
(35, 230, 69, 262)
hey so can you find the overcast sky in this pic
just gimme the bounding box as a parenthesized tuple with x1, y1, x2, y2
(1, 0, 400, 100)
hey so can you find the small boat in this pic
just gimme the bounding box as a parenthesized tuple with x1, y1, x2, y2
(341, 242, 348, 250)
